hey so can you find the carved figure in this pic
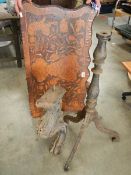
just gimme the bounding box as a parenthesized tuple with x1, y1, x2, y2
(36, 86, 67, 155)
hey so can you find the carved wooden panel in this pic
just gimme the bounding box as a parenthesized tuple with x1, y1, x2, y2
(20, 2, 96, 117)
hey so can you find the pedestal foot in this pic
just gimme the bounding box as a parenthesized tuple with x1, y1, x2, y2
(93, 115, 120, 142)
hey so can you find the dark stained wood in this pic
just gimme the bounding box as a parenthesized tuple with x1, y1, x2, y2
(20, 2, 96, 117)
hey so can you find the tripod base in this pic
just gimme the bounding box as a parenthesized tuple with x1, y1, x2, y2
(64, 113, 120, 171)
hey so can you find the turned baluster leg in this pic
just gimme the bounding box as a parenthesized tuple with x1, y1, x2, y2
(64, 32, 120, 171)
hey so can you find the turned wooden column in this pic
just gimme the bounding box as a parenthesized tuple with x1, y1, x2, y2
(85, 32, 110, 115)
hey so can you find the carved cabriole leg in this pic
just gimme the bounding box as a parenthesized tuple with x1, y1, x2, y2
(64, 32, 120, 171)
(92, 111, 120, 142)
